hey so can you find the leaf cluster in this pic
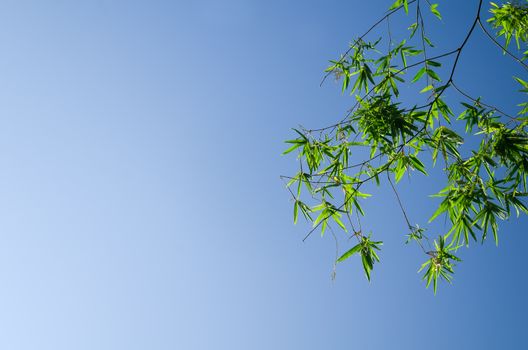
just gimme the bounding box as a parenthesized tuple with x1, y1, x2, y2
(337, 235, 383, 281)
(283, 0, 528, 293)
(419, 236, 461, 294)
(488, 1, 528, 55)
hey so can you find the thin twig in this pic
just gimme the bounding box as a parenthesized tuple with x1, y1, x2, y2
(478, 18, 528, 72)
(451, 80, 519, 121)
(308, 50, 459, 133)
(386, 171, 428, 253)
(320, 0, 419, 86)
(329, 225, 339, 281)
(386, 171, 412, 228)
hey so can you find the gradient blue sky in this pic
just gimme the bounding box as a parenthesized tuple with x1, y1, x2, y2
(0, 1, 526, 349)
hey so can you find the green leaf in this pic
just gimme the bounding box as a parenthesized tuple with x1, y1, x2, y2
(412, 67, 427, 83)
(420, 84, 434, 93)
(293, 200, 299, 224)
(389, 0, 403, 11)
(429, 198, 450, 222)
(430, 4, 442, 20)
(408, 23, 418, 38)
(426, 69, 441, 82)
(313, 208, 327, 227)
(424, 36, 434, 47)
(282, 132, 307, 154)
(333, 214, 347, 231)
(400, 48, 407, 68)
(409, 154, 428, 175)
(342, 73, 350, 93)
(361, 252, 372, 281)
(418, 259, 431, 272)
(337, 243, 362, 262)
(426, 60, 441, 67)
(515, 76, 528, 90)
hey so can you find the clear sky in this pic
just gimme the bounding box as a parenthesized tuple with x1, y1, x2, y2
(0, 0, 526, 349)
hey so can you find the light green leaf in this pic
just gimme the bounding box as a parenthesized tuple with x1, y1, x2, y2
(420, 84, 434, 93)
(337, 243, 362, 262)
(293, 200, 299, 224)
(412, 67, 427, 83)
(430, 4, 442, 20)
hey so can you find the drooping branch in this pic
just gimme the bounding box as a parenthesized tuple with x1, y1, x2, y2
(282, 0, 528, 291)
(320, 0, 419, 86)
(478, 18, 528, 72)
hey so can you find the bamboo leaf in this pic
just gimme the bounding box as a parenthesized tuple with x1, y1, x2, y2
(337, 243, 362, 262)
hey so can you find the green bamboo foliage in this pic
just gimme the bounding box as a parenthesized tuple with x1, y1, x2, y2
(282, 1, 528, 293)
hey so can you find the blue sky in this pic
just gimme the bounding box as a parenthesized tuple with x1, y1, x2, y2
(0, 0, 526, 349)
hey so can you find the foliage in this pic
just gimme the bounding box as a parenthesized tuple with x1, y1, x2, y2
(282, 0, 528, 293)
(337, 234, 383, 282)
